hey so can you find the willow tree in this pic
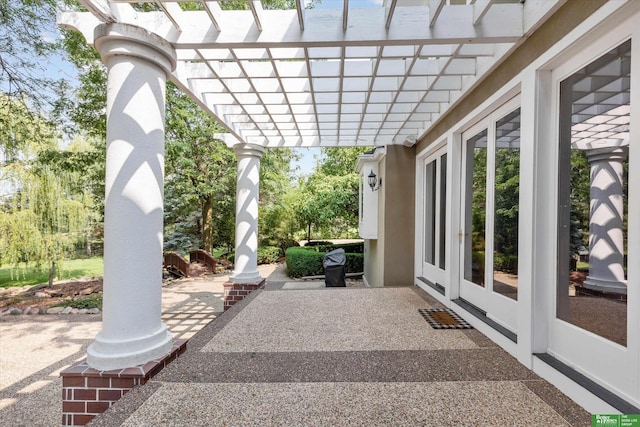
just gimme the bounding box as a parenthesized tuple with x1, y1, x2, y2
(0, 96, 91, 285)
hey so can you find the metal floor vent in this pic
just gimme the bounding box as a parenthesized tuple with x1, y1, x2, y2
(418, 308, 473, 330)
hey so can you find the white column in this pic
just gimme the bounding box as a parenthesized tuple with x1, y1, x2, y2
(583, 147, 628, 295)
(87, 24, 176, 371)
(230, 144, 265, 283)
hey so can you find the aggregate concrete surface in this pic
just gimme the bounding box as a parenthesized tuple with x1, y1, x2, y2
(0, 264, 592, 426)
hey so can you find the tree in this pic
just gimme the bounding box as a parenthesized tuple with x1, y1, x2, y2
(287, 147, 369, 241)
(164, 83, 234, 252)
(0, 0, 70, 112)
(0, 96, 92, 285)
(258, 147, 299, 246)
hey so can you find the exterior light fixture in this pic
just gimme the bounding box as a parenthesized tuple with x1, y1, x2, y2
(368, 169, 382, 191)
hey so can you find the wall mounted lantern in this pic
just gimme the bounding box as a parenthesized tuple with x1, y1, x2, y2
(368, 169, 382, 192)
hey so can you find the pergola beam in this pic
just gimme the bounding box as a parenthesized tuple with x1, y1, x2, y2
(473, 0, 494, 26)
(78, 0, 116, 23)
(343, 0, 349, 31)
(295, 0, 305, 30)
(74, 5, 524, 48)
(154, 1, 182, 32)
(429, 0, 446, 28)
(248, 0, 263, 31)
(202, 1, 222, 31)
(384, 0, 398, 29)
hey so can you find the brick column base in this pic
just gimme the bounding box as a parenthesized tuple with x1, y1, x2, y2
(60, 339, 187, 426)
(223, 278, 266, 311)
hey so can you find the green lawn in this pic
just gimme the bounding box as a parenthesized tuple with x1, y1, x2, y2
(577, 261, 589, 270)
(0, 257, 104, 288)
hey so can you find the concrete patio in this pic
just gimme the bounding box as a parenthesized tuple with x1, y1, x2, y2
(86, 269, 591, 426)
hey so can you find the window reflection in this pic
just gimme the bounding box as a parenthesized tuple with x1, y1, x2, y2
(493, 109, 520, 301)
(557, 40, 630, 346)
(464, 130, 488, 287)
(425, 160, 436, 264)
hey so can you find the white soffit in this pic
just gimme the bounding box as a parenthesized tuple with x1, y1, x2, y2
(59, 0, 563, 148)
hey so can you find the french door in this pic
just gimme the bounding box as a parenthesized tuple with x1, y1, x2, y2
(546, 36, 638, 401)
(459, 97, 520, 333)
(421, 147, 448, 288)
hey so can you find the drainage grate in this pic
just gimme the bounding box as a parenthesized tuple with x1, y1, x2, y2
(418, 308, 473, 329)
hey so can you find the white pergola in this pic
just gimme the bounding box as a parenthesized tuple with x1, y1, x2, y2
(57, 0, 564, 372)
(60, 0, 563, 148)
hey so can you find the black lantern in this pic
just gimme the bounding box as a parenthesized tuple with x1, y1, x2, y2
(368, 169, 381, 191)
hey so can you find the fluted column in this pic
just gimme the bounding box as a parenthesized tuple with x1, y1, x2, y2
(230, 143, 265, 283)
(88, 24, 176, 370)
(583, 146, 628, 295)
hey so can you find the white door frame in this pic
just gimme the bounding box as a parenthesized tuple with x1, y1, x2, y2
(543, 19, 640, 404)
(458, 96, 521, 333)
(418, 146, 449, 291)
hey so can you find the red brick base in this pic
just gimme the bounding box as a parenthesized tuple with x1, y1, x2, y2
(223, 278, 266, 310)
(60, 339, 187, 426)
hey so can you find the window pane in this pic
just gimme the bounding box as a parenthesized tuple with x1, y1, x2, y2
(557, 40, 630, 346)
(438, 153, 447, 270)
(493, 109, 520, 301)
(424, 160, 436, 265)
(464, 129, 487, 286)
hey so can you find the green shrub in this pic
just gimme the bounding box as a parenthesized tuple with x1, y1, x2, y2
(257, 246, 283, 264)
(345, 253, 364, 273)
(53, 294, 102, 309)
(333, 242, 364, 254)
(285, 247, 364, 278)
(286, 247, 324, 277)
(277, 238, 299, 255)
(494, 253, 518, 274)
(305, 241, 333, 247)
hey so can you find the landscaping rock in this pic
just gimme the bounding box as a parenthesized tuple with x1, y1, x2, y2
(61, 306, 73, 315)
(78, 309, 88, 314)
(70, 308, 79, 314)
(47, 307, 65, 314)
(10, 308, 22, 315)
(35, 292, 51, 298)
(22, 306, 32, 315)
(87, 308, 101, 314)
(78, 287, 95, 296)
(28, 308, 39, 315)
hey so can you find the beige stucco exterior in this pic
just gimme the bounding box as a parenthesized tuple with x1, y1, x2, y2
(363, 146, 415, 287)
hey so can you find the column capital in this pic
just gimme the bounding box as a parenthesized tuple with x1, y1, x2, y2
(94, 23, 177, 76)
(584, 146, 629, 164)
(233, 143, 265, 159)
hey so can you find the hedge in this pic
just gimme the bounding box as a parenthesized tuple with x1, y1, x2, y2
(285, 246, 364, 278)
(257, 246, 283, 264)
(302, 242, 364, 254)
(227, 246, 283, 265)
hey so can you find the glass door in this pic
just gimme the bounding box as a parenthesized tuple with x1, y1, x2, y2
(421, 147, 448, 289)
(460, 98, 520, 333)
(548, 39, 636, 398)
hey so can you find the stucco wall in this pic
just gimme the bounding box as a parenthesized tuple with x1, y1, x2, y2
(382, 146, 416, 286)
(364, 156, 385, 287)
(363, 239, 381, 288)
